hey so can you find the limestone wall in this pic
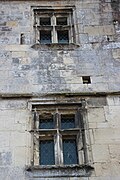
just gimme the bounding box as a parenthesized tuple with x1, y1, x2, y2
(0, 0, 120, 179)
(0, 0, 119, 94)
(0, 96, 120, 179)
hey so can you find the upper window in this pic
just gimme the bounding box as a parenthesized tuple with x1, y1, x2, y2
(33, 9, 74, 44)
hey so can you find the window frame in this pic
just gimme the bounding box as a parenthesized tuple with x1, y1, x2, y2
(26, 99, 94, 177)
(33, 8, 74, 44)
(31, 103, 88, 167)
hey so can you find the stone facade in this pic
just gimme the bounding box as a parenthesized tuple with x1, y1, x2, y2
(0, 0, 120, 179)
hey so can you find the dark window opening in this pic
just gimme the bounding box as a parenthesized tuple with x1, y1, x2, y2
(57, 30, 69, 44)
(40, 30, 51, 44)
(56, 17, 67, 25)
(82, 76, 91, 84)
(39, 114, 54, 129)
(63, 139, 78, 165)
(61, 114, 75, 129)
(40, 17, 51, 25)
(40, 140, 55, 165)
(20, 33, 24, 44)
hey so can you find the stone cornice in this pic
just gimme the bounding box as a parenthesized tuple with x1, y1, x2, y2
(0, 91, 120, 98)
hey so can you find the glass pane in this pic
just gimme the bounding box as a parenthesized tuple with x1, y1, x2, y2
(39, 114, 54, 129)
(56, 17, 67, 25)
(61, 114, 75, 129)
(57, 30, 69, 44)
(63, 139, 78, 165)
(40, 31, 51, 44)
(40, 17, 51, 25)
(40, 140, 55, 165)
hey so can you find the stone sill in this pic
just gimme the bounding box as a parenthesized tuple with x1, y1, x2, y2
(26, 164, 94, 177)
(31, 43, 80, 50)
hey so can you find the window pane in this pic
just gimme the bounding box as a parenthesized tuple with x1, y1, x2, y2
(40, 31, 51, 44)
(57, 30, 69, 44)
(40, 17, 51, 25)
(63, 139, 78, 165)
(61, 114, 75, 129)
(39, 114, 54, 129)
(40, 140, 55, 165)
(56, 17, 67, 25)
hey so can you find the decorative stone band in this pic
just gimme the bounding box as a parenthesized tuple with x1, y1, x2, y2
(25, 164, 94, 178)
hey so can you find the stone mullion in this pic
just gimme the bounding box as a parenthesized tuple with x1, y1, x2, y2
(54, 111, 63, 165)
(72, 8, 79, 44)
(68, 12, 73, 43)
(52, 14, 57, 43)
(77, 131, 84, 165)
(34, 134, 39, 166)
(35, 14, 39, 44)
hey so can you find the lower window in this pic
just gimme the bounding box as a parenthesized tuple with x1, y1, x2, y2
(31, 103, 88, 167)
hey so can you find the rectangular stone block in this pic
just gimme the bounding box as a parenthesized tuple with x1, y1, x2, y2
(10, 132, 26, 147)
(88, 107, 105, 123)
(92, 144, 110, 162)
(94, 162, 111, 177)
(103, 25, 115, 35)
(112, 49, 120, 59)
(6, 21, 18, 27)
(104, 106, 120, 127)
(84, 26, 99, 36)
(14, 147, 26, 166)
(5, 45, 29, 51)
(0, 132, 10, 147)
(0, 151, 12, 166)
(109, 145, 120, 160)
(12, 51, 26, 58)
(93, 128, 120, 144)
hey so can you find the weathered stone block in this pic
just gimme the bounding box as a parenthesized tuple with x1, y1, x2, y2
(6, 21, 18, 27)
(12, 51, 26, 58)
(94, 162, 111, 177)
(93, 128, 120, 144)
(0, 151, 12, 166)
(88, 107, 105, 123)
(92, 144, 110, 162)
(84, 26, 99, 36)
(109, 145, 120, 160)
(112, 49, 120, 59)
(14, 147, 26, 166)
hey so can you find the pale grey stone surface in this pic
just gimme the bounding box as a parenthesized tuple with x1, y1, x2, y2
(0, 0, 120, 179)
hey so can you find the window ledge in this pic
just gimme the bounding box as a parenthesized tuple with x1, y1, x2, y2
(31, 43, 80, 50)
(26, 164, 94, 177)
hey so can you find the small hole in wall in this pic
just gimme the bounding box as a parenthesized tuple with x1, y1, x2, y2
(20, 33, 24, 44)
(107, 36, 110, 42)
(113, 20, 118, 25)
(82, 76, 91, 84)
